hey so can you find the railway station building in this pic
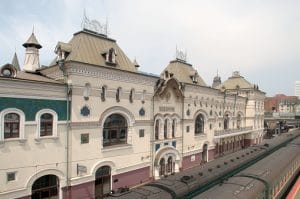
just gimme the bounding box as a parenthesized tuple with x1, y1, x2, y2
(0, 26, 265, 199)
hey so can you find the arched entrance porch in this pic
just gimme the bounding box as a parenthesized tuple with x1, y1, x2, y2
(154, 147, 181, 179)
(95, 166, 111, 199)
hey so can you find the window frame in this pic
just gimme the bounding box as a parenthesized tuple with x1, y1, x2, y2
(103, 114, 128, 147)
(0, 108, 25, 141)
(35, 109, 58, 139)
(195, 114, 204, 135)
(4, 113, 20, 139)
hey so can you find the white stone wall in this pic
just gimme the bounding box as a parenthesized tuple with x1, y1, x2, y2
(66, 64, 156, 184)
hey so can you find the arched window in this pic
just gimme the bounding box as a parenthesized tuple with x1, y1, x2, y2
(167, 156, 173, 173)
(101, 86, 106, 102)
(155, 120, 159, 140)
(32, 175, 59, 199)
(40, 113, 53, 136)
(164, 119, 168, 139)
(237, 114, 241, 129)
(195, 114, 204, 135)
(172, 119, 176, 138)
(159, 158, 165, 176)
(103, 114, 127, 147)
(4, 113, 19, 139)
(129, 89, 134, 103)
(224, 114, 229, 130)
(83, 83, 91, 100)
(116, 88, 121, 102)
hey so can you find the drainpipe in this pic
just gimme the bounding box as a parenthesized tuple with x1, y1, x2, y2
(151, 91, 154, 180)
(59, 59, 71, 198)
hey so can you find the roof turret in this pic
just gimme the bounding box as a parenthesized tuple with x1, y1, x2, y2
(23, 32, 42, 49)
(160, 59, 206, 86)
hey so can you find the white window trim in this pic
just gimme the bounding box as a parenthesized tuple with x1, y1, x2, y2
(35, 109, 58, 140)
(0, 108, 25, 141)
(0, 108, 25, 142)
(99, 108, 134, 149)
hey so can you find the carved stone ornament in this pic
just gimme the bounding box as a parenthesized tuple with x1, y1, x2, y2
(139, 108, 145, 116)
(80, 105, 90, 117)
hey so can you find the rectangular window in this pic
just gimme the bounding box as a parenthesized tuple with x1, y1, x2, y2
(7, 172, 16, 182)
(139, 129, 145, 137)
(81, 134, 89, 144)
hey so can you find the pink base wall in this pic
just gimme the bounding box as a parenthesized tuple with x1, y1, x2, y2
(63, 181, 95, 199)
(208, 149, 215, 161)
(112, 166, 150, 190)
(244, 139, 253, 147)
(62, 166, 150, 198)
(182, 153, 201, 170)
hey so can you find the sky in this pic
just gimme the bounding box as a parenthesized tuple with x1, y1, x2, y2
(0, 0, 300, 97)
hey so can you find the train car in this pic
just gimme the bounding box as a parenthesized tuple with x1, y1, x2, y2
(194, 136, 300, 199)
(106, 131, 300, 199)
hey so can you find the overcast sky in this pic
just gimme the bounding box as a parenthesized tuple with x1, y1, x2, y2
(1, 0, 299, 96)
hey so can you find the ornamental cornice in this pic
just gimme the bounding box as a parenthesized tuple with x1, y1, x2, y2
(67, 64, 157, 87)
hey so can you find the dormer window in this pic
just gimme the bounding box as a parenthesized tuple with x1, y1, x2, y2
(2, 68, 12, 77)
(0, 64, 17, 78)
(191, 73, 198, 84)
(104, 48, 117, 65)
(165, 71, 169, 79)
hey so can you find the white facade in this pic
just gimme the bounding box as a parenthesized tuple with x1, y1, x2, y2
(0, 28, 265, 199)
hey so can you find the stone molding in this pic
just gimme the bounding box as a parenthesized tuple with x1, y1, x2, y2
(68, 64, 157, 87)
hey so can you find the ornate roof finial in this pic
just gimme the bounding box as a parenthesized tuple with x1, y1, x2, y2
(81, 9, 108, 36)
(133, 57, 140, 68)
(175, 46, 187, 62)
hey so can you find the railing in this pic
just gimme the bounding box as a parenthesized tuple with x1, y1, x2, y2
(214, 126, 253, 136)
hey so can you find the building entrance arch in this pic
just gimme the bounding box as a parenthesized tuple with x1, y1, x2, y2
(95, 166, 111, 199)
(202, 144, 208, 163)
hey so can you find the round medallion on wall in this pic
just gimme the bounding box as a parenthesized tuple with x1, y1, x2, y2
(80, 105, 90, 117)
(139, 108, 145, 116)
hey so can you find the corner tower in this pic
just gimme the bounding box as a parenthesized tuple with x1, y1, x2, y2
(23, 32, 42, 72)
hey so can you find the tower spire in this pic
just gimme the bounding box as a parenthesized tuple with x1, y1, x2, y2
(212, 68, 221, 88)
(11, 52, 20, 71)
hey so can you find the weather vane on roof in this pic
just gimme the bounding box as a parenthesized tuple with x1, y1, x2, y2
(81, 10, 108, 36)
(175, 46, 187, 62)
